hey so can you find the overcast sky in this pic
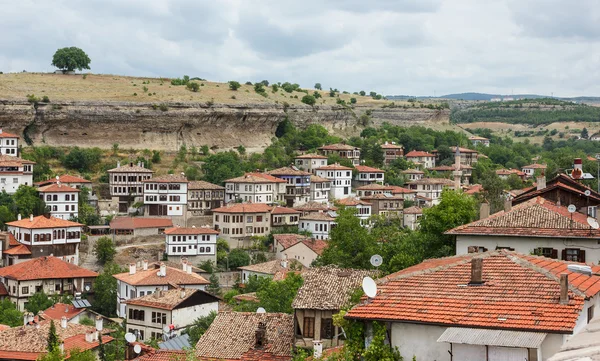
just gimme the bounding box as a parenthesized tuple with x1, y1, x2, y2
(1, 0, 599, 97)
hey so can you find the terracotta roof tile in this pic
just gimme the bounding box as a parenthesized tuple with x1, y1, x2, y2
(405, 150, 434, 157)
(273, 234, 311, 250)
(403, 206, 423, 215)
(361, 193, 404, 201)
(7, 232, 19, 247)
(408, 178, 455, 186)
(6, 215, 82, 229)
(464, 184, 484, 194)
(110, 217, 173, 230)
(270, 206, 301, 215)
(380, 143, 404, 149)
(38, 184, 80, 193)
(126, 288, 219, 310)
(114, 265, 209, 286)
(299, 213, 336, 222)
(354, 165, 384, 173)
(0, 154, 35, 166)
(401, 168, 424, 174)
(188, 181, 224, 190)
(132, 350, 187, 361)
(336, 197, 371, 206)
(0, 256, 97, 281)
(346, 251, 597, 333)
(309, 175, 329, 183)
(0, 130, 19, 138)
(523, 163, 548, 169)
(195, 312, 293, 360)
(41, 303, 85, 321)
(318, 143, 358, 151)
(4, 244, 31, 255)
(267, 167, 311, 176)
(213, 203, 272, 214)
(164, 226, 219, 235)
(238, 260, 300, 275)
(297, 238, 328, 255)
(295, 153, 328, 159)
(293, 267, 377, 310)
(293, 202, 337, 213)
(0, 284, 8, 297)
(356, 184, 393, 191)
(35, 174, 91, 186)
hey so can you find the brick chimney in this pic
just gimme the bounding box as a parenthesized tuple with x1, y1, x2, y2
(560, 273, 569, 304)
(469, 258, 483, 285)
(254, 321, 267, 349)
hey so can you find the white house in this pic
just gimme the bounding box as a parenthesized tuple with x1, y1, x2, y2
(0, 155, 34, 194)
(164, 226, 219, 263)
(522, 163, 548, 178)
(113, 261, 210, 318)
(407, 177, 455, 205)
(469, 135, 490, 147)
(315, 164, 352, 200)
(38, 183, 79, 220)
(238, 259, 292, 284)
(36, 174, 92, 190)
(212, 203, 273, 249)
(295, 154, 328, 174)
(401, 169, 424, 182)
(6, 214, 83, 264)
(0, 129, 19, 156)
(405, 150, 435, 168)
(299, 212, 337, 240)
(224, 173, 286, 204)
(309, 175, 330, 203)
(273, 234, 327, 268)
(353, 165, 385, 188)
(346, 250, 600, 361)
(403, 206, 423, 230)
(336, 197, 372, 227)
(317, 144, 361, 166)
(143, 174, 188, 217)
(125, 288, 219, 342)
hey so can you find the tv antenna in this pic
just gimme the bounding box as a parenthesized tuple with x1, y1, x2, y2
(362, 277, 378, 298)
(370, 255, 383, 268)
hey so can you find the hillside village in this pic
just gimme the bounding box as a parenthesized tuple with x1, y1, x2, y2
(0, 114, 599, 361)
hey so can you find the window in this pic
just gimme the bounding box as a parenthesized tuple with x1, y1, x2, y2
(303, 317, 315, 338)
(21, 287, 29, 295)
(152, 312, 167, 324)
(247, 216, 253, 223)
(257, 216, 263, 222)
(467, 246, 488, 253)
(321, 318, 334, 339)
(535, 248, 557, 259)
(589, 305, 595, 323)
(563, 248, 586, 263)
(589, 206, 598, 219)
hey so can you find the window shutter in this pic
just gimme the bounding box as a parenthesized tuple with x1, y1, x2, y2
(551, 249, 558, 259)
(579, 250, 586, 263)
(561, 249, 567, 260)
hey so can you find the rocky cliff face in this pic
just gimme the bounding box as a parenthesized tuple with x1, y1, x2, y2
(0, 100, 449, 151)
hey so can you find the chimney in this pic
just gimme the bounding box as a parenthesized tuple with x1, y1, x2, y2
(29, 214, 33, 222)
(142, 260, 148, 271)
(574, 158, 583, 171)
(59, 342, 64, 354)
(23, 313, 29, 326)
(60, 316, 67, 329)
(313, 340, 323, 359)
(0, 129, 3, 134)
(65, 305, 69, 313)
(160, 262, 166, 277)
(479, 202, 490, 220)
(28, 313, 34, 324)
(117, 161, 121, 168)
(560, 273, 569, 304)
(154, 288, 162, 299)
(186, 264, 192, 274)
(255, 322, 267, 349)
(137, 260, 141, 269)
(504, 200, 512, 212)
(95, 316, 103, 331)
(469, 258, 483, 285)
(182, 260, 188, 272)
(537, 171, 546, 191)
(180, 287, 186, 299)
(129, 263, 136, 275)
(85, 331, 94, 343)
(17, 214, 21, 221)
(281, 260, 288, 269)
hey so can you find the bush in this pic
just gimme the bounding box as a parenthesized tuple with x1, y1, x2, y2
(187, 82, 200, 92)
(42, 95, 50, 103)
(260, 80, 269, 86)
(350, 97, 357, 104)
(314, 83, 322, 90)
(245, 81, 253, 85)
(228, 81, 241, 91)
(159, 103, 168, 111)
(359, 90, 366, 96)
(271, 84, 279, 92)
(171, 75, 190, 86)
(329, 89, 336, 97)
(26, 94, 40, 104)
(93, 236, 117, 264)
(301, 95, 316, 106)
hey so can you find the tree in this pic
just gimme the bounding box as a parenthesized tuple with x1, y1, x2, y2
(582, 127, 589, 139)
(314, 83, 322, 90)
(51, 47, 91, 73)
(256, 273, 303, 313)
(93, 237, 117, 264)
(68, 349, 96, 361)
(92, 263, 121, 317)
(301, 95, 316, 106)
(201, 151, 245, 185)
(47, 320, 60, 353)
(206, 273, 221, 296)
(260, 80, 269, 86)
(198, 260, 215, 274)
(359, 90, 366, 96)
(76, 187, 100, 226)
(184, 311, 217, 345)
(186, 82, 200, 92)
(26, 291, 53, 315)
(350, 97, 357, 104)
(228, 248, 250, 270)
(228, 81, 241, 91)
(13, 185, 46, 217)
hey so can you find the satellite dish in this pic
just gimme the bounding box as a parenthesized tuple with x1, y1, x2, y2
(362, 277, 377, 298)
(124, 332, 136, 343)
(256, 307, 266, 314)
(133, 344, 142, 354)
(588, 217, 600, 229)
(585, 190, 592, 197)
(55, 175, 59, 180)
(84, 285, 91, 291)
(568, 204, 577, 213)
(370, 255, 383, 268)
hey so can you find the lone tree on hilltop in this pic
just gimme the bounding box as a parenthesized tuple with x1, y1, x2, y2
(51, 47, 91, 73)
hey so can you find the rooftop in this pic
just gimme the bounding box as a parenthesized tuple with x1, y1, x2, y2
(295, 153, 328, 159)
(403, 206, 423, 214)
(354, 165, 384, 173)
(35, 174, 91, 186)
(267, 166, 311, 176)
(107, 163, 154, 173)
(360, 193, 404, 201)
(356, 183, 393, 191)
(513, 174, 600, 204)
(381, 143, 403, 149)
(318, 143, 358, 151)
(388, 185, 417, 194)
(187, 180, 224, 190)
(523, 163, 548, 169)
(37, 183, 80, 193)
(309, 175, 330, 183)
(164, 226, 219, 235)
(0, 130, 19, 138)
(273, 234, 312, 250)
(293, 202, 338, 212)
(408, 177, 455, 185)
(238, 260, 294, 275)
(3, 244, 31, 256)
(0, 154, 35, 167)
(225, 173, 286, 184)
(401, 168, 424, 174)
(299, 212, 337, 222)
(469, 136, 489, 141)
(142, 174, 188, 183)
(110, 217, 173, 230)
(316, 163, 353, 171)
(195, 312, 294, 360)
(6, 215, 83, 229)
(213, 203, 272, 214)
(346, 251, 600, 333)
(336, 197, 371, 206)
(293, 266, 377, 310)
(126, 288, 219, 310)
(0, 256, 97, 281)
(40, 303, 85, 321)
(132, 350, 187, 361)
(271, 206, 301, 215)
(113, 265, 209, 286)
(405, 150, 434, 157)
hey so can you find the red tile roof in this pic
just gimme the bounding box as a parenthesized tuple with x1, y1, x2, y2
(408, 178, 455, 186)
(318, 143, 358, 151)
(346, 251, 596, 333)
(356, 184, 393, 191)
(336, 197, 371, 206)
(35, 174, 91, 186)
(6, 215, 82, 229)
(273, 234, 311, 250)
(464, 184, 483, 194)
(381, 143, 403, 149)
(270, 206, 301, 215)
(300, 213, 336, 221)
(0, 130, 19, 138)
(513, 174, 600, 204)
(0, 155, 35, 167)
(132, 350, 187, 361)
(403, 206, 423, 214)
(293, 202, 337, 213)
(266, 167, 311, 176)
(401, 168, 424, 174)
(3, 244, 31, 255)
(164, 226, 219, 235)
(309, 175, 329, 183)
(316, 164, 353, 171)
(354, 165, 384, 173)
(113, 265, 209, 286)
(0, 256, 98, 281)
(238, 260, 295, 275)
(126, 288, 219, 310)
(0, 284, 8, 297)
(295, 153, 328, 159)
(7, 232, 19, 247)
(38, 184, 80, 193)
(523, 163, 548, 169)
(388, 185, 417, 194)
(225, 173, 286, 184)
(405, 150, 434, 157)
(296, 238, 328, 255)
(110, 217, 173, 230)
(213, 203, 272, 214)
(447, 197, 600, 239)
(41, 303, 85, 321)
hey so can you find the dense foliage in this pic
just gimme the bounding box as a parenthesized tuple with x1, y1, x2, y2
(93, 237, 117, 264)
(51, 47, 91, 72)
(92, 263, 122, 317)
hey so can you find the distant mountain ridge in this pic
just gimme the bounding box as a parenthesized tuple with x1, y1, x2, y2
(387, 92, 600, 102)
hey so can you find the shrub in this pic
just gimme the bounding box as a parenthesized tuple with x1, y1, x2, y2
(359, 90, 366, 96)
(231, 95, 236, 99)
(245, 81, 253, 85)
(26, 94, 40, 104)
(329, 89, 336, 97)
(314, 83, 322, 90)
(206, 98, 214, 106)
(142, 86, 148, 93)
(350, 97, 357, 104)
(271, 84, 279, 92)
(159, 103, 168, 111)
(228, 81, 241, 91)
(171, 75, 190, 86)
(260, 80, 269, 86)
(41, 96, 50, 103)
(187, 82, 200, 92)
(313, 91, 322, 99)
(301, 95, 316, 105)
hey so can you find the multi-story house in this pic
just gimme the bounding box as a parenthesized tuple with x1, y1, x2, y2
(0, 129, 19, 156)
(294, 154, 328, 174)
(336, 197, 372, 226)
(294, 202, 338, 217)
(309, 175, 330, 203)
(317, 144, 361, 166)
(361, 193, 404, 219)
(299, 212, 337, 240)
(267, 167, 312, 207)
(522, 163, 547, 178)
(315, 164, 352, 200)
(405, 150, 436, 169)
(143, 174, 188, 217)
(36, 174, 92, 190)
(407, 178, 455, 205)
(108, 161, 154, 213)
(355, 184, 393, 197)
(353, 165, 385, 188)
(164, 226, 219, 263)
(125, 288, 219, 342)
(224, 173, 286, 204)
(38, 183, 79, 220)
(0, 256, 97, 311)
(270, 206, 301, 231)
(0, 155, 34, 194)
(403, 206, 423, 230)
(432, 146, 478, 166)
(7, 214, 83, 264)
(212, 203, 272, 248)
(114, 261, 209, 317)
(381, 142, 404, 166)
(401, 169, 424, 182)
(469, 135, 490, 147)
(187, 181, 224, 215)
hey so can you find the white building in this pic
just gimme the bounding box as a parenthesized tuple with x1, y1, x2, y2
(7, 215, 83, 264)
(224, 173, 286, 204)
(113, 261, 210, 318)
(315, 164, 352, 200)
(299, 212, 337, 240)
(317, 144, 361, 166)
(0, 129, 19, 155)
(353, 165, 385, 187)
(295, 154, 328, 174)
(36, 174, 92, 190)
(401, 169, 424, 182)
(522, 163, 548, 178)
(0, 155, 34, 194)
(407, 178, 455, 205)
(212, 203, 273, 249)
(405, 150, 436, 169)
(143, 174, 188, 217)
(403, 206, 423, 230)
(38, 183, 79, 220)
(238, 259, 291, 284)
(309, 175, 330, 203)
(469, 136, 490, 147)
(164, 226, 219, 263)
(336, 197, 372, 227)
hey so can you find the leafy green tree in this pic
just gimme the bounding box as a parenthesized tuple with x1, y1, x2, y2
(256, 273, 303, 313)
(63, 147, 102, 173)
(359, 90, 366, 96)
(151, 150, 161, 163)
(26, 291, 53, 315)
(314, 83, 322, 90)
(68, 349, 96, 361)
(350, 97, 357, 104)
(93, 237, 117, 264)
(228, 81, 241, 91)
(362, 322, 402, 361)
(0, 299, 22, 327)
(206, 273, 221, 296)
(186, 82, 200, 92)
(582, 127, 589, 139)
(216, 238, 230, 269)
(92, 263, 121, 317)
(76, 187, 100, 226)
(51, 47, 91, 72)
(184, 165, 201, 181)
(479, 172, 506, 214)
(260, 80, 269, 86)
(184, 311, 217, 345)
(301, 95, 316, 105)
(47, 320, 60, 353)
(228, 248, 250, 269)
(201, 151, 245, 185)
(13, 185, 46, 217)
(236, 145, 246, 155)
(0, 205, 15, 228)
(198, 260, 215, 273)
(313, 91, 322, 99)
(254, 83, 266, 94)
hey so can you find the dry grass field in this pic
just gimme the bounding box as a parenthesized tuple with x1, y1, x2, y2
(461, 121, 600, 143)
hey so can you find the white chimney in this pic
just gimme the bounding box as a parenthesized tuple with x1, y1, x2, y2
(28, 313, 34, 324)
(313, 340, 323, 358)
(129, 263, 136, 275)
(117, 161, 121, 168)
(154, 287, 162, 299)
(160, 262, 166, 276)
(17, 214, 21, 221)
(29, 214, 33, 222)
(281, 260, 288, 269)
(186, 264, 192, 274)
(137, 260, 141, 269)
(59, 342, 64, 353)
(180, 288, 186, 299)
(85, 331, 94, 343)
(182, 260, 188, 272)
(65, 305, 69, 313)
(60, 316, 67, 329)
(0, 129, 3, 134)
(95, 316, 103, 332)
(23, 313, 29, 326)
(142, 259, 148, 271)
